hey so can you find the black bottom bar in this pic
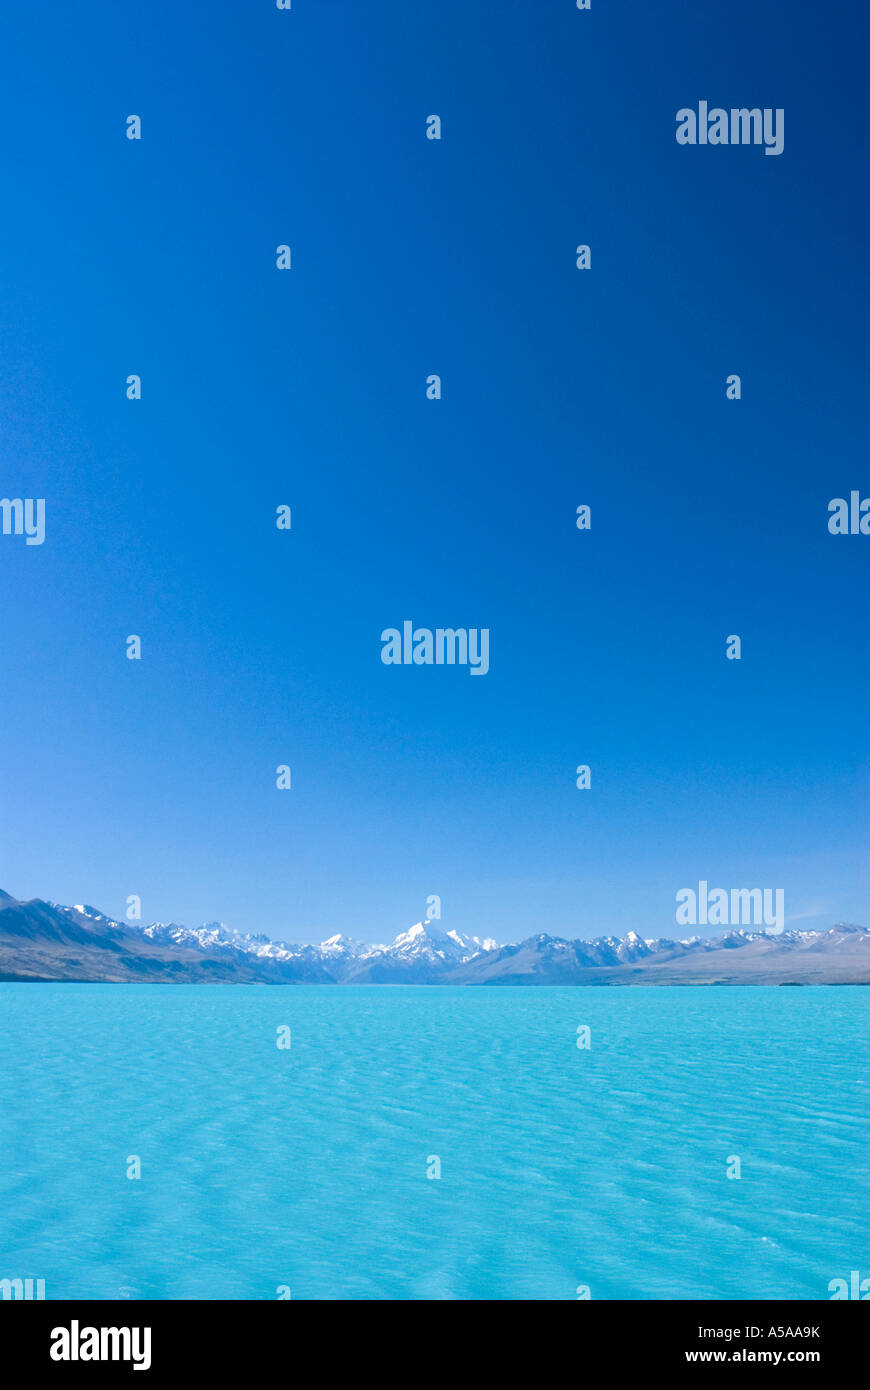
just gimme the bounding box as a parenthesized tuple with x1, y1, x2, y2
(1, 1299, 865, 1376)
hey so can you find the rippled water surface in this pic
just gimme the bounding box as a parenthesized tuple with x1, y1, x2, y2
(1, 984, 867, 1299)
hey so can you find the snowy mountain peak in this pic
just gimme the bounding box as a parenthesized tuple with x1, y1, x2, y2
(319, 933, 367, 958)
(390, 921, 462, 956)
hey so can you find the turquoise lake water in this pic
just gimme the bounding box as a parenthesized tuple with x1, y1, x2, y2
(0, 984, 867, 1300)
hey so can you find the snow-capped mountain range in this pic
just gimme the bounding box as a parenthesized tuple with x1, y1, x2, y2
(129, 912, 501, 981)
(0, 888, 868, 984)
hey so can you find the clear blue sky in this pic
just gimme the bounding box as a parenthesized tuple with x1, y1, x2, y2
(1, 1, 867, 943)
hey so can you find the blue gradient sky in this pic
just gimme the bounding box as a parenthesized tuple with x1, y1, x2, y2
(1, 1, 867, 943)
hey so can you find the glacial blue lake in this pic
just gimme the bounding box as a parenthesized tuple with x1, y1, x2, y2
(0, 984, 867, 1301)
